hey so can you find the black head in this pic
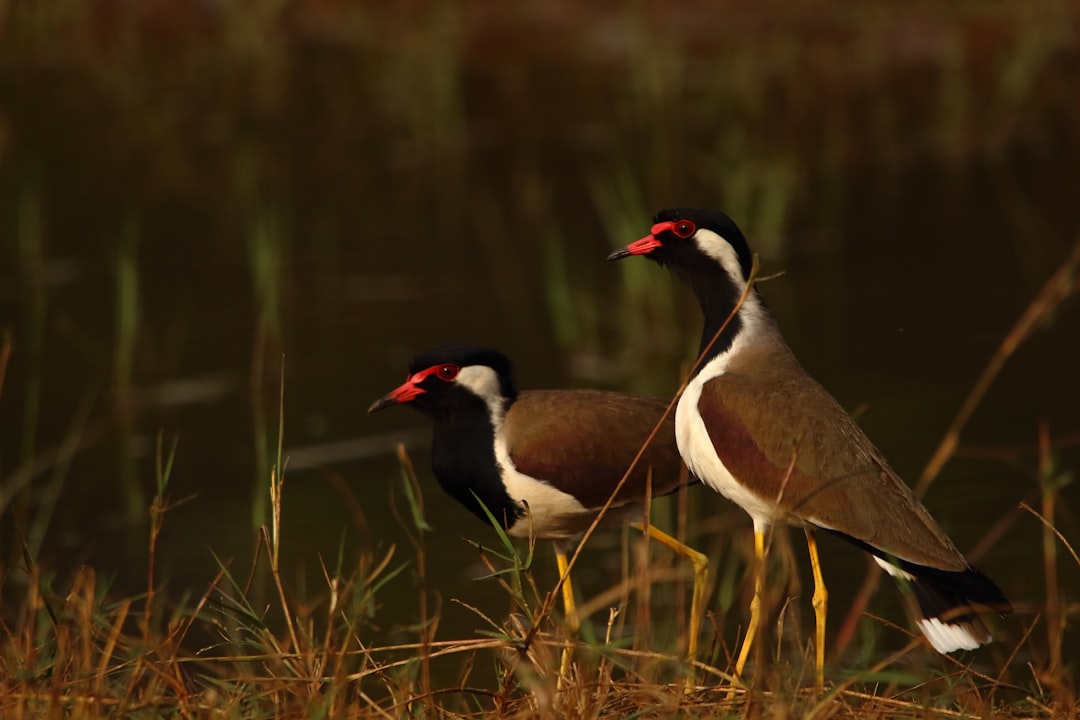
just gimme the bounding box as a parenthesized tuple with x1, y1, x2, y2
(607, 207, 754, 283)
(368, 345, 518, 417)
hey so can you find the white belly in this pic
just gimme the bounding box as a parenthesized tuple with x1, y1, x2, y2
(676, 365, 778, 531)
(493, 435, 596, 539)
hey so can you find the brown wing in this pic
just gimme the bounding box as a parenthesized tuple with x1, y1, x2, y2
(504, 390, 689, 509)
(697, 344, 968, 571)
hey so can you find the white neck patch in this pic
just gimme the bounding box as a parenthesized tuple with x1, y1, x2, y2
(693, 228, 769, 325)
(694, 229, 747, 286)
(455, 366, 594, 539)
(455, 365, 508, 428)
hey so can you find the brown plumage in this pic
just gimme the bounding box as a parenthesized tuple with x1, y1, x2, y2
(610, 206, 1011, 686)
(697, 338, 968, 571)
(505, 390, 685, 516)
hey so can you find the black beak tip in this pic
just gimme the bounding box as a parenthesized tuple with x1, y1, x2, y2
(606, 248, 632, 262)
(367, 396, 394, 414)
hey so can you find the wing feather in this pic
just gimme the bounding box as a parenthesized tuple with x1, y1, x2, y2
(696, 347, 967, 571)
(505, 390, 689, 509)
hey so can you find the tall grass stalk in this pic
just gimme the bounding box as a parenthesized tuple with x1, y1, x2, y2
(0, 329, 10, 402)
(12, 183, 44, 539)
(1037, 422, 1063, 678)
(395, 443, 435, 712)
(246, 202, 286, 532)
(113, 210, 145, 525)
(1024, 420, 1078, 710)
(143, 429, 178, 642)
(632, 475, 654, 667)
(24, 386, 96, 560)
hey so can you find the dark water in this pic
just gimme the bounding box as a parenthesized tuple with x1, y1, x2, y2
(2, 1, 1079, 670)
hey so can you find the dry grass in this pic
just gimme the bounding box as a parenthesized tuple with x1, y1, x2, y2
(0, 549, 1076, 719)
(1, 243, 1079, 719)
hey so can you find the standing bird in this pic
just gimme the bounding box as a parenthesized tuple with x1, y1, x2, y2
(368, 345, 709, 674)
(608, 208, 1011, 687)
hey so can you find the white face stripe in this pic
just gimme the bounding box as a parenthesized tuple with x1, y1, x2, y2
(692, 228, 770, 323)
(455, 365, 507, 425)
(694, 228, 747, 286)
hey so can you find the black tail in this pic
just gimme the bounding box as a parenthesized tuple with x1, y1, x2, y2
(825, 528, 1011, 653)
(904, 572, 993, 652)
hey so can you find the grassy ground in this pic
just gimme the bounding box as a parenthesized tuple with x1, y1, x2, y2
(1, 248, 1078, 719)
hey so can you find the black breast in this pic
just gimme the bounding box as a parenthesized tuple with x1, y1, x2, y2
(429, 396, 524, 531)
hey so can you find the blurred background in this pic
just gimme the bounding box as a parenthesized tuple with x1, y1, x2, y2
(1, 0, 1078, 671)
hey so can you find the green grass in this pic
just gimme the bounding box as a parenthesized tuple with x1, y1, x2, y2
(113, 210, 144, 526)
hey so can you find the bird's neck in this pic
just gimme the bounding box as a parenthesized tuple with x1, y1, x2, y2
(429, 396, 523, 530)
(675, 264, 751, 364)
(670, 256, 778, 372)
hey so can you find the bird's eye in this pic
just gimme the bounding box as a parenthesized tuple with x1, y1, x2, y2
(672, 219, 696, 238)
(436, 364, 459, 381)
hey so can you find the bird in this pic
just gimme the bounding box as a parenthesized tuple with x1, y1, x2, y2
(368, 344, 709, 678)
(608, 207, 1011, 688)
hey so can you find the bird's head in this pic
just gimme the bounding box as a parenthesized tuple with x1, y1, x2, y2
(368, 345, 517, 418)
(607, 207, 754, 289)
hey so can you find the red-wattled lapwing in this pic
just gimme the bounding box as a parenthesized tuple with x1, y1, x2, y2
(608, 208, 1011, 688)
(368, 345, 709, 677)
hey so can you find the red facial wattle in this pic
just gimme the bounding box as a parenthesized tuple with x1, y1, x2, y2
(385, 380, 426, 404)
(368, 363, 460, 412)
(623, 235, 664, 255)
(607, 218, 696, 260)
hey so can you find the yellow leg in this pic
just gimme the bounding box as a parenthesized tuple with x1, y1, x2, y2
(555, 545, 579, 633)
(630, 522, 709, 667)
(804, 527, 827, 690)
(554, 543, 577, 685)
(734, 527, 766, 681)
